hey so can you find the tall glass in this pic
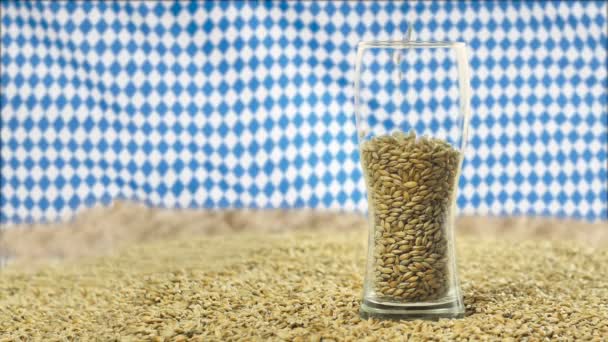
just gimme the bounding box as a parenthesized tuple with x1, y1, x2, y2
(355, 40, 471, 319)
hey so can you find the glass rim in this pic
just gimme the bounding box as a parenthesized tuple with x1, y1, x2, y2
(358, 41, 466, 49)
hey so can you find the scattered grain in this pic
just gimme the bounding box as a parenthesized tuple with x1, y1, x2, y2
(0, 204, 606, 340)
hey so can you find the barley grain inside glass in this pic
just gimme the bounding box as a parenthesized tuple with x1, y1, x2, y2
(355, 40, 471, 319)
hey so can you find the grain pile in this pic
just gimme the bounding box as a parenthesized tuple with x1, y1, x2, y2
(1, 202, 608, 341)
(360, 132, 460, 301)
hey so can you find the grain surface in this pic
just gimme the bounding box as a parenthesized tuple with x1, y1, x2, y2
(1, 203, 607, 341)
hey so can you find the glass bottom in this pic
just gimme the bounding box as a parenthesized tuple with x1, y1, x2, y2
(360, 296, 465, 320)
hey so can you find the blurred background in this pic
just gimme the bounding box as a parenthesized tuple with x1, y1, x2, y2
(1, 0, 606, 225)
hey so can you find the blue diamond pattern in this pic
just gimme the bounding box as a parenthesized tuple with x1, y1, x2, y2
(0, 0, 606, 223)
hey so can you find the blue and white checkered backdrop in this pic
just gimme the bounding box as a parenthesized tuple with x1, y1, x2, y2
(1, 1, 607, 224)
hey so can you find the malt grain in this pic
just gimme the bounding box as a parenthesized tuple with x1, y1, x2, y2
(0, 204, 607, 340)
(360, 131, 461, 301)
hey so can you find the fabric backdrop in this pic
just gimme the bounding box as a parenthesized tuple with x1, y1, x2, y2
(1, 0, 606, 224)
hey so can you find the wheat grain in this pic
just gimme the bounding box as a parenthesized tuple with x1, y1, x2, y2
(0, 206, 606, 340)
(361, 131, 461, 302)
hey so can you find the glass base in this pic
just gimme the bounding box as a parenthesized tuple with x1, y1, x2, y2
(360, 296, 465, 320)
